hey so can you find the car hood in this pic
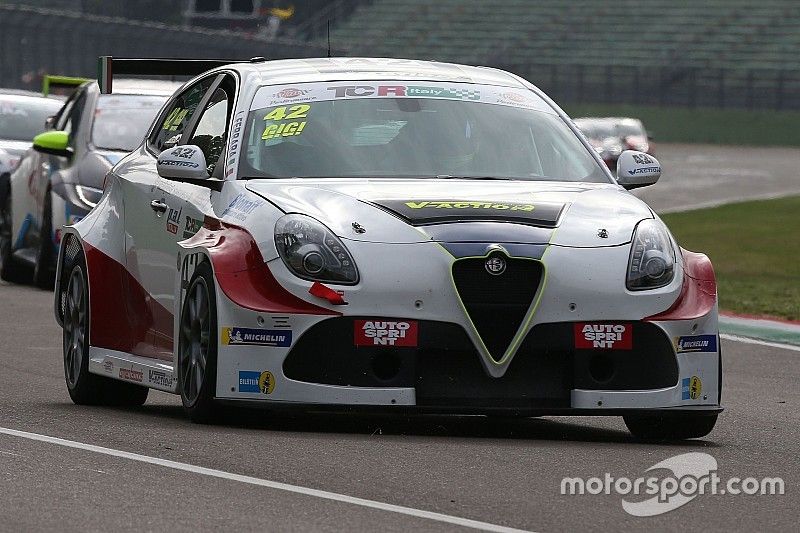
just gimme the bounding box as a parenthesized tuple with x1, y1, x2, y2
(245, 179, 653, 247)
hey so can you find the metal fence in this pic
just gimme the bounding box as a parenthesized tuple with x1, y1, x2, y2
(0, 3, 336, 91)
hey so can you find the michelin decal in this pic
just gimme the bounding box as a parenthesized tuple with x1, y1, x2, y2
(222, 327, 292, 347)
(676, 335, 718, 353)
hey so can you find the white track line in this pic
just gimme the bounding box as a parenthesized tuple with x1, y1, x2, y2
(0, 426, 531, 533)
(720, 334, 800, 353)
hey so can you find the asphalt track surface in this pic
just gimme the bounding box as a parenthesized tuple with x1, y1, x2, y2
(1, 144, 799, 532)
(633, 143, 800, 213)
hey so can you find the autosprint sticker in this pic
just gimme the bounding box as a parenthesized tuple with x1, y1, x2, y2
(574, 323, 633, 350)
(119, 367, 143, 382)
(676, 335, 718, 353)
(354, 320, 418, 347)
(238, 370, 275, 394)
(251, 81, 553, 113)
(221, 327, 292, 347)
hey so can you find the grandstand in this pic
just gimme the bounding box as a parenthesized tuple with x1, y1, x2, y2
(1, 1, 797, 109)
(313, 0, 800, 109)
(326, 0, 800, 70)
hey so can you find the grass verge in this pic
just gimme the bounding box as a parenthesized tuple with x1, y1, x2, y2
(564, 104, 800, 147)
(661, 196, 800, 320)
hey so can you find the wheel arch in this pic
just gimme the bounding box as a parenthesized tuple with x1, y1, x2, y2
(54, 228, 86, 327)
(176, 219, 338, 316)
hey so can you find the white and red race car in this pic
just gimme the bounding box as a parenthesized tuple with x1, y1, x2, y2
(55, 57, 721, 439)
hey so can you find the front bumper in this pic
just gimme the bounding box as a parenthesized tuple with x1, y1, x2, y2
(210, 240, 720, 413)
(214, 309, 721, 413)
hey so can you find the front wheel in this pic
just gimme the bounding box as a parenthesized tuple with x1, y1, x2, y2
(178, 261, 219, 423)
(623, 413, 718, 440)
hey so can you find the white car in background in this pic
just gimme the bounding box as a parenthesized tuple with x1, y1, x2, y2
(1, 79, 179, 287)
(54, 57, 721, 440)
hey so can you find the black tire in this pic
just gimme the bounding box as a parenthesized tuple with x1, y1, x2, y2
(623, 413, 718, 440)
(63, 249, 148, 406)
(33, 189, 56, 289)
(178, 261, 219, 423)
(0, 176, 28, 284)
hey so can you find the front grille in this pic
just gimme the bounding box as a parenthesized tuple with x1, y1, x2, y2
(451, 255, 543, 361)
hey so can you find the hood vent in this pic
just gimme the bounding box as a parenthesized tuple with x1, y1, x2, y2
(452, 254, 543, 362)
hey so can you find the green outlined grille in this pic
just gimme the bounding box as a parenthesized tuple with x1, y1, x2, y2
(451, 255, 543, 361)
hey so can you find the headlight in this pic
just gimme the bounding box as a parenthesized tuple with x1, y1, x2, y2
(75, 185, 103, 209)
(274, 214, 359, 285)
(627, 219, 675, 290)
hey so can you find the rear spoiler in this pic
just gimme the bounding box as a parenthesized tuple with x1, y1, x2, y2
(97, 56, 252, 94)
(42, 75, 90, 96)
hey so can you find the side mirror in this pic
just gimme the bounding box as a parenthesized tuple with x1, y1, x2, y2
(33, 131, 73, 159)
(616, 150, 661, 190)
(157, 145, 208, 180)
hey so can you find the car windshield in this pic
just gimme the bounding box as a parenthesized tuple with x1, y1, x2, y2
(239, 82, 609, 182)
(92, 94, 167, 151)
(0, 96, 61, 141)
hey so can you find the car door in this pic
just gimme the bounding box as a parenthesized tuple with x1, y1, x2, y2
(121, 74, 220, 360)
(170, 74, 235, 238)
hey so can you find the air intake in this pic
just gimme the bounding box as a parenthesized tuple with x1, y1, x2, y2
(452, 254, 543, 362)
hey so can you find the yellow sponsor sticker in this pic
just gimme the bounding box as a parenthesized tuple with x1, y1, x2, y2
(682, 375, 703, 400)
(262, 104, 311, 140)
(221, 326, 232, 345)
(404, 201, 535, 211)
(262, 121, 307, 140)
(258, 370, 275, 395)
(689, 376, 702, 400)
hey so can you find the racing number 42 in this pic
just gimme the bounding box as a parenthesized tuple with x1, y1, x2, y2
(262, 104, 310, 140)
(264, 104, 311, 121)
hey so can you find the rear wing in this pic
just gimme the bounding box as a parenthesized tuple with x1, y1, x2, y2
(42, 75, 90, 96)
(97, 56, 251, 94)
